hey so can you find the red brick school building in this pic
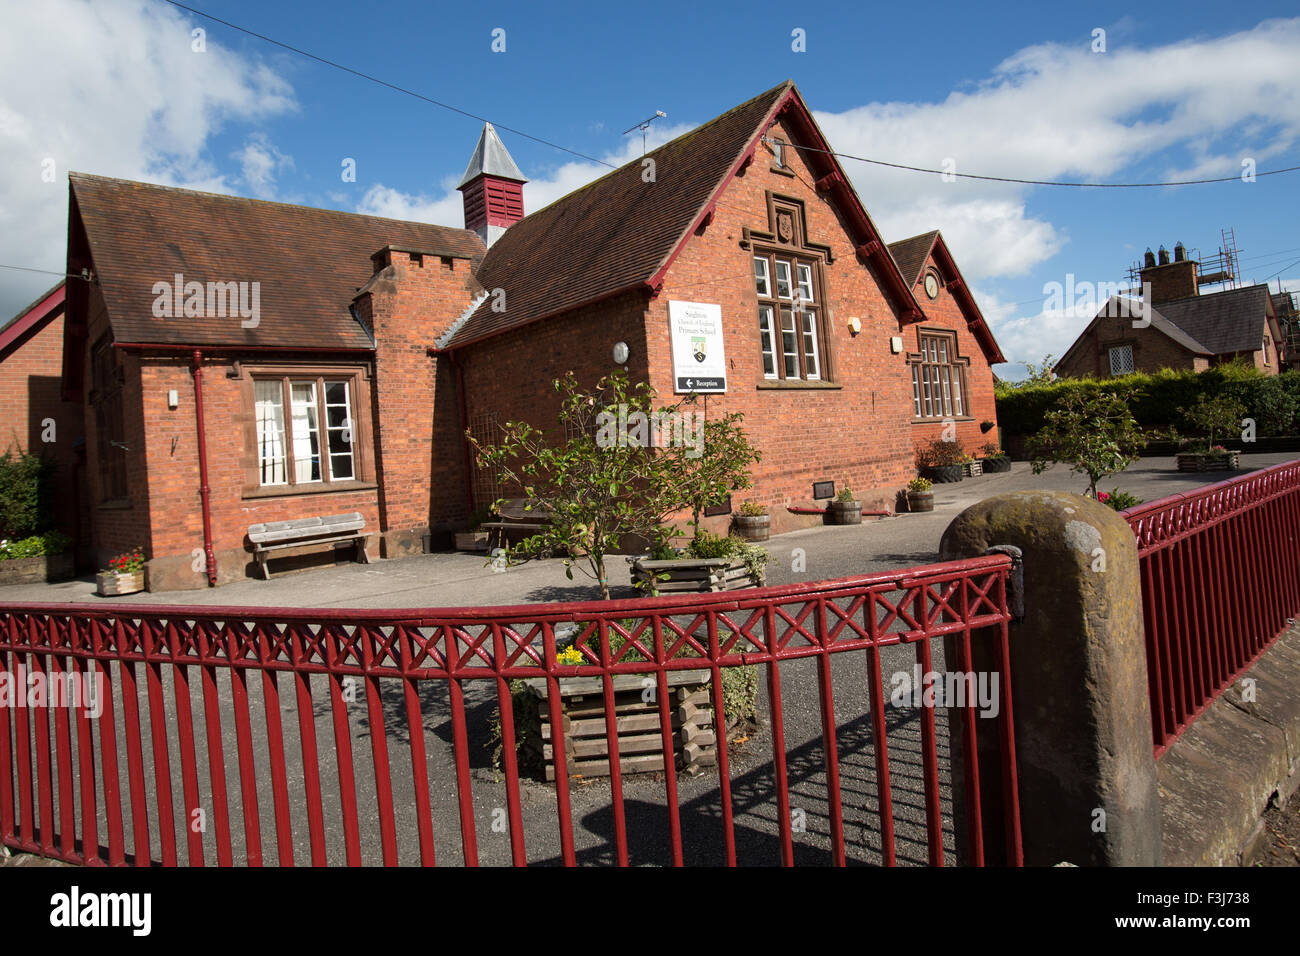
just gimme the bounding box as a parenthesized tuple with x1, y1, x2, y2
(1, 81, 1004, 590)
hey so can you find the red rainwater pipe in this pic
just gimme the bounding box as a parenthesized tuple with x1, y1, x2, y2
(192, 349, 217, 586)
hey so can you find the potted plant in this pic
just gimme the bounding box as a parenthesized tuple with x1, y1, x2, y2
(1173, 394, 1244, 472)
(0, 530, 74, 585)
(629, 529, 769, 594)
(906, 477, 934, 513)
(979, 442, 1012, 473)
(916, 437, 964, 483)
(454, 507, 492, 552)
(826, 483, 862, 525)
(97, 547, 145, 596)
(1096, 488, 1143, 511)
(732, 500, 770, 541)
(960, 453, 983, 478)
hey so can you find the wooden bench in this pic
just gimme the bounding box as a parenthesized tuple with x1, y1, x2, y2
(479, 498, 551, 550)
(246, 512, 369, 580)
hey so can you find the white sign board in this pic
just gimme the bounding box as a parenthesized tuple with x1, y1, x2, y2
(668, 300, 727, 393)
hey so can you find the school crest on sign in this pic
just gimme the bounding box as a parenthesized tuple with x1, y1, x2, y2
(692, 336, 707, 362)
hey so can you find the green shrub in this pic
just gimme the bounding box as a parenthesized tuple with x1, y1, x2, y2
(998, 364, 1300, 439)
(0, 530, 71, 561)
(0, 451, 54, 540)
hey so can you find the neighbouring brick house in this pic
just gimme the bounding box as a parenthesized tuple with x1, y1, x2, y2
(1056, 244, 1287, 379)
(0, 281, 87, 557)
(53, 80, 1003, 591)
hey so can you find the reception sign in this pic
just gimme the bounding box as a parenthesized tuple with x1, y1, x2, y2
(668, 300, 727, 393)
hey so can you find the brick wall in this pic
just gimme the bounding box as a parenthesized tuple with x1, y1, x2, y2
(358, 247, 484, 556)
(903, 250, 1001, 458)
(0, 300, 85, 547)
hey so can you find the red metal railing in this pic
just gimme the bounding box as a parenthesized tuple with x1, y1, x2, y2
(0, 555, 1020, 866)
(1123, 459, 1300, 757)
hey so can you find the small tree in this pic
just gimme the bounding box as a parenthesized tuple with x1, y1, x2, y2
(470, 371, 759, 600)
(1028, 388, 1148, 498)
(662, 401, 762, 538)
(1183, 394, 1247, 450)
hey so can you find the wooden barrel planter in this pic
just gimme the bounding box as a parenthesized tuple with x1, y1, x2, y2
(518, 670, 718, 781)
(921, 464, 963, 483)
(732, 514, 770, 541)
(1176, 450, 1240, 472)
(906, 490, 935, 513)
(629, 556, 764, 593)
(980, 456, 1012, 473)
(826, 500, 862, 524)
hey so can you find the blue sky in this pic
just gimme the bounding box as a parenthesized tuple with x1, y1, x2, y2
(3, 0, 1300, 375)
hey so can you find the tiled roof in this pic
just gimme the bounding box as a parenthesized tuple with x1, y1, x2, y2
(442, 81, 793, 348)
(0, 281, 64, 357)
(887, 231, 939, 287)
(1156, 285, 1272, 354)
(69, 173, 484, 350)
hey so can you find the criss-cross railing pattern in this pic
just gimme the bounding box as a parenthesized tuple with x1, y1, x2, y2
(1123, 459, 1300, 756)
(1, 554, 1019, 867)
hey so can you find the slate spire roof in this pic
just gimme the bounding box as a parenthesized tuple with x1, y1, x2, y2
(457, 122, 527, 188)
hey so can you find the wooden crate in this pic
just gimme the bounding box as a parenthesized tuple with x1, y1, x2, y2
(520, 670, 717, 781)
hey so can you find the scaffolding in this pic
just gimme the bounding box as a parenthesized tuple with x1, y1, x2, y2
(1124, 227, 1241, 294)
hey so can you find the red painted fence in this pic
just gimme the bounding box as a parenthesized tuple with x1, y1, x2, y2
(1123, 459, 1300, 757)
(0, 555, 1020, 867)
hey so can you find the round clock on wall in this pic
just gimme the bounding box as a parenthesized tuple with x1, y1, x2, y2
(924, 273, 940, 299)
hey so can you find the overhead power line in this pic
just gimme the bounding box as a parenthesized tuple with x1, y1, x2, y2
(165, 1, 1300, 191)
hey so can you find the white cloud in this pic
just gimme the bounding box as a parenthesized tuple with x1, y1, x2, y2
(813, 17, 1300, 280)
(234, 133, 295, 200)
(0, 0, 296, 317)
(354, 124, 694, 229)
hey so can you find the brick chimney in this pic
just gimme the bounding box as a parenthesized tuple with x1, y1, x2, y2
(457, 123, 527, 248)
(1140, 241, 1199, 304)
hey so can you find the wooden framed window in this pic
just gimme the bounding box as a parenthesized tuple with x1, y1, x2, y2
(241, 365, 371, 496)
(753, 251, 825, 382)
(909, 330, 970, 420)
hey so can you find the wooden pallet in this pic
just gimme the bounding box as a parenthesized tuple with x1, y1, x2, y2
(520, 670, 717, 781)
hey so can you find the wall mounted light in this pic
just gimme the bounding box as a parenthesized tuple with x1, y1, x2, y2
(167, 389, 179, 409)
(890, 336, 904, 354)
(612, 341, 630, 365)
(847, 317, 861, 336)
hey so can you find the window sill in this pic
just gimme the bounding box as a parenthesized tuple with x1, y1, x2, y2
(757, 380, 841, 390)
(242, 480, 379, 501)
(911, 416, 976, 424)
(770, 165, 796, 177)
(98, 498, 133, 511)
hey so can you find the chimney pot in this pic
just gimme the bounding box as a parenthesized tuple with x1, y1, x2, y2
(1158, 245, 1170, 266)
(1144, 248, 1157, 268)
(1174, 242, 1186, 262)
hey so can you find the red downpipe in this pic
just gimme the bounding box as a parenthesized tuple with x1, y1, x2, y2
(192, 349, 218, 586)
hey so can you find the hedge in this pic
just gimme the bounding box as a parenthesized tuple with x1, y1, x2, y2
(996, 366, 1300, 439)
(0, 450, 55, 540)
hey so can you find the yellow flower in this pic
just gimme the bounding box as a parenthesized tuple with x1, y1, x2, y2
(557, 646, 584, 666)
